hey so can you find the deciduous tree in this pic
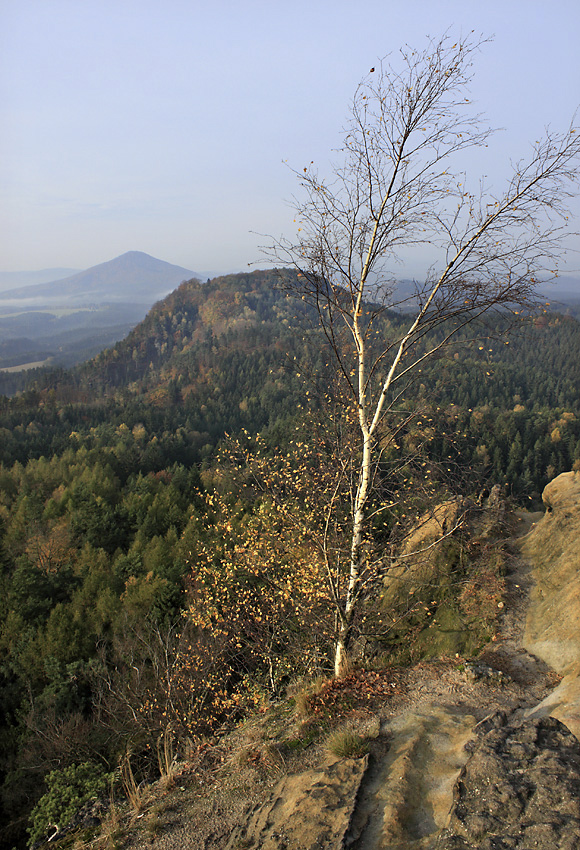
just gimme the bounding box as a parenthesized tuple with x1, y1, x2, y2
(268, 34, 580, 676)
(187, 435, 334, 694)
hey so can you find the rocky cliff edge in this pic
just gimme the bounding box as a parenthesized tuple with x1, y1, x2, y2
(73, 473, 580, 850)
(522, 470, 580, 739)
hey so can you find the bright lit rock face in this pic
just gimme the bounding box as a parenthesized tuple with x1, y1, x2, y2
(522, 470, 580, 738)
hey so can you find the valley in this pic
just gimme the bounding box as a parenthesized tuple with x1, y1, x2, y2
(0, 252, 199, 375)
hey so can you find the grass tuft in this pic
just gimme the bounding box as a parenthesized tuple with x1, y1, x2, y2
(120, 753, 149, 815)
(326, 729, 369, 759)
(287, 676, 327, 719)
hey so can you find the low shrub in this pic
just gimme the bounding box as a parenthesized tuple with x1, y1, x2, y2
(28, 762, 112, 847)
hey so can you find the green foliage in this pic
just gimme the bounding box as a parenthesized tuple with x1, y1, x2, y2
(374, 525, 508, 665)
(27, 761, 112, 847)
(1, 270, 580, 846)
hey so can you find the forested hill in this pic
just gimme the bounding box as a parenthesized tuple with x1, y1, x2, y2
(1, 268, 580, 494)
(82, 268, 311, 396)
(1, 269, 580, 848)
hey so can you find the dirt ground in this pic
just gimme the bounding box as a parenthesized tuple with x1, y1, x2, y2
(95, 475, 580, 850)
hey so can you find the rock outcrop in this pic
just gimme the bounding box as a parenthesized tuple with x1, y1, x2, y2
(439, 470, 580, 850)
(228, 473, 580, 850)
(121, 473, 580, 850)
(224, 755, 369, 849)
(521, 470, 580, 739)
(441, 715, 580, 849)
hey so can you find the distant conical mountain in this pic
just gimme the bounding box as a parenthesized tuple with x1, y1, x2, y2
(0, 251, 198, 305)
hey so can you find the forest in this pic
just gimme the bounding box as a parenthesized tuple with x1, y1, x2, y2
(1, 269, 580, 848)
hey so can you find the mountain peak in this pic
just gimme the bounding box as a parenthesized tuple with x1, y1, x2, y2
(0, 253, 199, 305)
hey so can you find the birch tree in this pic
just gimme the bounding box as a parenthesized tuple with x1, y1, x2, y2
(268, 34, 580, 677)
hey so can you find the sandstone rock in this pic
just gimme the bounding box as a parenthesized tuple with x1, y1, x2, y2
(440, 716, 580, 849)
(521, 470, 580, 738)
(224, 754, 368, 850)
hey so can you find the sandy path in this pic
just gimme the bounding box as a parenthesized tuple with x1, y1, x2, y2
(341, 509, 561, 850)
(345, 705, 476, 849)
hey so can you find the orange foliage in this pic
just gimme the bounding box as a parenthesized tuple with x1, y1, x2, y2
(307, 669, 406, 720)
(185, 431, 352, 695)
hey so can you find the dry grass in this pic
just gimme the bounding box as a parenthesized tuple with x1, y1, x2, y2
(120, 753, 150, 816)
(287, 676, 327, 719)
(233, 740, 286, 778)
(258, 742, 287, 777)
(325, 729, 369, 759)
(156, 728, 179, 792)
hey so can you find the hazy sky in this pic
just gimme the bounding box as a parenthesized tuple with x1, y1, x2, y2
(1, 0, 579, 277)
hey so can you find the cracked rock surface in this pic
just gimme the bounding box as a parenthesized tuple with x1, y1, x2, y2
(439, 715, 580, 850)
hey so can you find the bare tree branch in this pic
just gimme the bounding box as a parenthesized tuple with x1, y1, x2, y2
(265, 32, 580, 677)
